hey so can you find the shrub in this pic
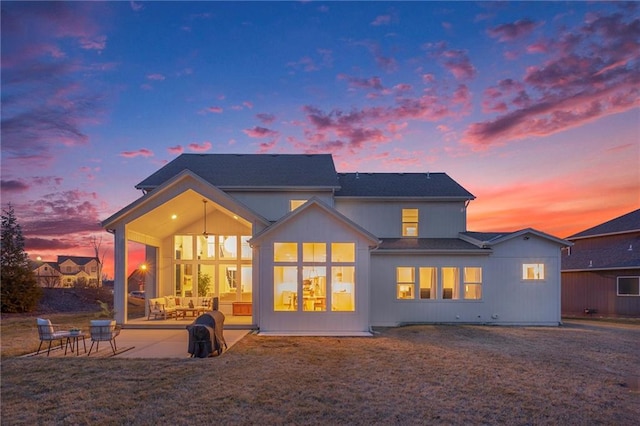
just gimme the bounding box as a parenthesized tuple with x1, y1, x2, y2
(1, 205, 43, 313)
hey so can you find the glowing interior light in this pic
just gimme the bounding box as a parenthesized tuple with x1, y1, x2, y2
(171, 214, 177, 220)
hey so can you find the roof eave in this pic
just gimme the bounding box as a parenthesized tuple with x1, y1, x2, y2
(568, 229, 640, 240)
(373, 249, 491, 255)
(334, 195, 475, 201)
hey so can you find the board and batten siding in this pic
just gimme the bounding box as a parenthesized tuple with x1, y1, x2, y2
(334, 199, 467, 238)
(369, 235, 563, 326)
(254, 205, 372, 333)
(562, 270, 640, 317)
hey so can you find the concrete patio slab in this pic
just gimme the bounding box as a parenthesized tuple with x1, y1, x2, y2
(113, 329, 250, 358)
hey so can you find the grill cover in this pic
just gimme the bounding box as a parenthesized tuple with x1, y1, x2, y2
(186, 311, 227, 357)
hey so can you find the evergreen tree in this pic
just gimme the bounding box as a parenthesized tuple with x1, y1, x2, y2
(1, 204, 42, 313)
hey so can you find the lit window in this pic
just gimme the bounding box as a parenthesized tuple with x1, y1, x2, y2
(522, 264, 545, 280)
(463, 267, 482, 300)
(274, 266, 298, 311)
(332, 267, 355, 311)
(290, 200, 307, 211)
(219, 236, 237, 259)
(274, 242, 297, 262)
(442, 267, 459, 299)
(197, 235, 216, 260)
(617, 277, 639, 296)
(402, 209, 419, 237)
(331, 243, 355, 262)
(175, 235, 194, 260)
(303, 266, 326, 311)
(397, 267, 415, 299)
(241, 236, 252, 260)
(303, 243, 326, 262)
(419, 267, 437, 299)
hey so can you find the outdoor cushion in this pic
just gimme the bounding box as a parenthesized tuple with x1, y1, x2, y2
(165, 296, 176, 308)
(36, 318, 54, 335)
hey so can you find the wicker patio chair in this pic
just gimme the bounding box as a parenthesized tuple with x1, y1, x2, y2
(36, 318, 70, 356)
(88, 320, 121, 356)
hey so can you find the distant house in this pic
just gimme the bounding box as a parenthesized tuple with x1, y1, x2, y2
(102, 153, 570, 332)
(561, 209, 640, 317)
(32, 256, 102, 288)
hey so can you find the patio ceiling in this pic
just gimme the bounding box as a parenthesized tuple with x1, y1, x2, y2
(127, 189, 251, 240)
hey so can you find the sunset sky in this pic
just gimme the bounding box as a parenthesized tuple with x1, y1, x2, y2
(2, 1, 639, 278)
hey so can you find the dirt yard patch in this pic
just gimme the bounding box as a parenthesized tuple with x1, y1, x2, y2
(1, 321, 638, 424)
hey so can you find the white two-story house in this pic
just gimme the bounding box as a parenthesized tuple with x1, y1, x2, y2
(102, 154, 569, 333)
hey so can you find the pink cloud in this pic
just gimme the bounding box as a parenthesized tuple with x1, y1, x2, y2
(243, 127, 278, 138)
(120, 148, 154, 158)
(527, 41, 549, 54)
(487, 19, 538, 42)
(188, 141, 212, 152)
(424, 43, 476, 81)
(462, 10, 640, 148)
(205, 106, 223, 114)
(168, 145, 184, 155)
(243, 101, 253, 109)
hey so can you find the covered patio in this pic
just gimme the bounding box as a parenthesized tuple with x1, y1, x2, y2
(102, 171, 270, 328)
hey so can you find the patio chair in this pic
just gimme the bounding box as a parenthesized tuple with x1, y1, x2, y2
(36, 318, 70, 356)
(88, 320, 121, 356)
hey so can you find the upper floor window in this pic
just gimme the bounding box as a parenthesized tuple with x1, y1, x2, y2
(290, 200, 307, 211)
(617, 277, 639, 296)
(402, 209, 419, 237)
(522, 263, 544, 280)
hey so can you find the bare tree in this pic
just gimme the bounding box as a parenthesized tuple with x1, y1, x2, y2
(90, 235, 107, 287)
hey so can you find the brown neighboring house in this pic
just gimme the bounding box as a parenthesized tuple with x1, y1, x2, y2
(561, 209, 640, 317)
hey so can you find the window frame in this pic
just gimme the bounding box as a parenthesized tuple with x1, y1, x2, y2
(401, 208, 419, 237)
(463, 267, 482, 300)
(522, 263, 545, 281)
(396, 267, 415, 300)
(617, 276, 640, 296)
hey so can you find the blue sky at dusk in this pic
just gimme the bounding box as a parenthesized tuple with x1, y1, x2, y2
(1, 1, 639, 278)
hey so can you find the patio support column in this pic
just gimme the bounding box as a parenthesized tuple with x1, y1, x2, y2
(113, 224, 128, 324)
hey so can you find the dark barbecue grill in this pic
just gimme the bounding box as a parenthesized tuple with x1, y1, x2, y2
(186, 310, 227, 358)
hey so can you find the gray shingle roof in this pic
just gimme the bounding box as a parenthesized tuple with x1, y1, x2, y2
(568, 209, 640, 239)
(562, 232, 640, 270)
(136, 154, 340, 190)
(335, 172, 474, 198)
(377, 238, 487, 251)
(58, 256, 97, 265)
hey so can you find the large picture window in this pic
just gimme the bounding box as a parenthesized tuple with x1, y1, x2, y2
(273, 241, 355, 312)
(173, 234, 252, 306)
(617, 277, 639, 296)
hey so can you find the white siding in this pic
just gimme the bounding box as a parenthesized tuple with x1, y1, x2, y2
(254, 205, 372, 333)
(369, 235, 563, 326)
(226, 191, 334, 221)
(335, 199, 467, 237)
